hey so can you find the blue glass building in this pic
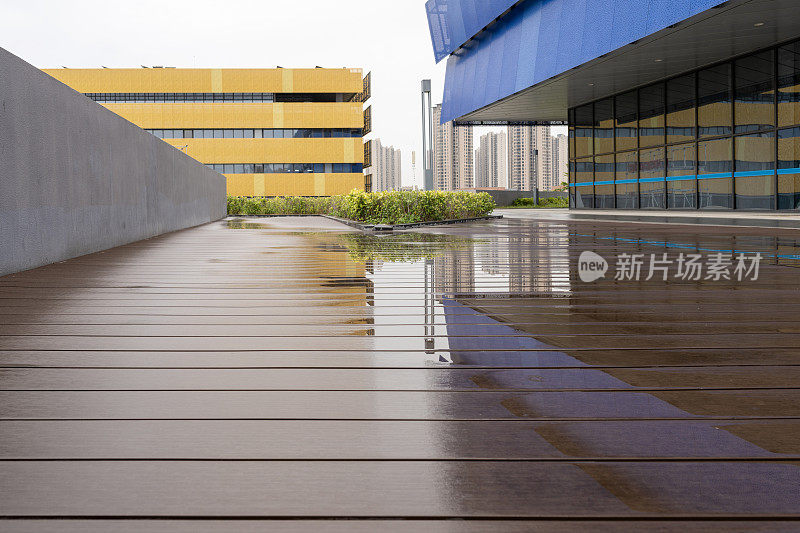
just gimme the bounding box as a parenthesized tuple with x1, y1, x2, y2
(426, 0, 800, 210)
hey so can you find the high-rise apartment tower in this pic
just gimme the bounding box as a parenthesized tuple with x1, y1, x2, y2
(433, 104, 474, 191)
(368, 138, 402, 192)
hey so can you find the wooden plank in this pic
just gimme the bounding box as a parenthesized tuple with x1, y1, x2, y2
(0, 390, 798, 420)
(0, 367, 798, 391)
(0, 461, 798, 517)
(2, 348, 799, 368)
(0, 521, 796, 533)
(0, 420, 794, 459)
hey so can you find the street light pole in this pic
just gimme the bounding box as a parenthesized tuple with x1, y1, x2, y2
(421, 80, 434, 191)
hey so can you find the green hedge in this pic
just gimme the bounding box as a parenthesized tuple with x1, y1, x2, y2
(227, 190, 496, 225)
(509, 196, 568, 208)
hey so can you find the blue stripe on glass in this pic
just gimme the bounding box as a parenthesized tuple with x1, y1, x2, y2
(777, 167, 800, 175)
(570, 170, 796, 187)
(734, 170, 776, 178)
(696, 172, 733, 180)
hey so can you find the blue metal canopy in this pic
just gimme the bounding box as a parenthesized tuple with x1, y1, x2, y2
(427, 0, 800, 124)
(426, 0, 521, 63)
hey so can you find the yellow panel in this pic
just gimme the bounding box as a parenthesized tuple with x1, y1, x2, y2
(282, 70, 293, 92)
(314, 174, 325, 197)
(344, 141, 355, 164)
(42, 68, 363, 94)
(211, 69, 223, 93)
(101, 103, 363, 129)
(225, 173, 363, 197)
(226, 175, 256, 196)
(253, 175, 265, 197)
(273, 104, 284, 128)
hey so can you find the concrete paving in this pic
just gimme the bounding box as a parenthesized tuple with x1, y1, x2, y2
(0, 214, 799, 529)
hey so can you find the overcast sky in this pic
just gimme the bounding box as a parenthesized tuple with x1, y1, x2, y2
(1, 0, 562, 186)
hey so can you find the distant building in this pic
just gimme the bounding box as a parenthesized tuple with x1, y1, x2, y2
(44, 67, 369, 197)
(368, 138, 402, 191)
(505, 125, 569, 191)
(551, 134, 568, 190)
(507, 125, 553, 191)
(475, 131, 508, 189)
(433, 104, 474, 191)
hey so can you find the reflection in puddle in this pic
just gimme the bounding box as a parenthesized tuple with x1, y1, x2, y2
(328, 220, 800, 512)
(225, 218, 272, 230)
(337, 233, 478, 264)
(222, 216, 800, 513)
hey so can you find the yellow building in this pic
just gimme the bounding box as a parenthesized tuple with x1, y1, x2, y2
(44, 67, 371, 196)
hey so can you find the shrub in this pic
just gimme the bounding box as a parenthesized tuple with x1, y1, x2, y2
(537, 196, 569, 208)
(510, 196, 568, 208)
(227, 190, 496, 224)
(510, 197, 537, 207)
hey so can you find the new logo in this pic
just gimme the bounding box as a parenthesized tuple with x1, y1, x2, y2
(578, 251, 608, 283)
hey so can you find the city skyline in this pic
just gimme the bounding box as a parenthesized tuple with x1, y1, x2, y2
(473, 126, 569, 192)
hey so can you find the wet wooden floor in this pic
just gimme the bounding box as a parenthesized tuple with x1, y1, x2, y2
(1, 215, 799, 531)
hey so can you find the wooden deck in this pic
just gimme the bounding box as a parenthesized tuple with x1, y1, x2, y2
(0, 215, 799, 531)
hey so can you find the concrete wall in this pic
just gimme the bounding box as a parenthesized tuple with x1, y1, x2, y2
(0, 47, 226, 276)
(468, 189, 567, 207)
(539, 190, 568, 201)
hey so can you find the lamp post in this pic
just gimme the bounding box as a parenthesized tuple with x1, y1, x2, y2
(421, 80, 434, 191)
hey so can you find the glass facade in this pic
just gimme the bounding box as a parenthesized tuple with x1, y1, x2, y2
(569, 39, 800, 210)
(147, 128, 362, 139)
(85, 93, 351, 103)
(206, 163, 363, 174)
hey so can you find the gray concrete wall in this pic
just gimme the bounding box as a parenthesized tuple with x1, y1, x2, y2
(470, 189, 568, 207)
(0, 47, 226, 276)
(538, 190, 568, 201)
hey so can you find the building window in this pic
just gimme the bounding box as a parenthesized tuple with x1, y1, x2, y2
(615, 91, 638, 152)
(84, 92, 358, 104)
(594, 154, 615, 208)
(639, 83, 665, 148)
(698, 138, 733, 209)
(639, 147, 666, 209)
(735, 51, 775, 134)
(568, 109, 576, 157)
(615, 150, 638, 209)
(206, 163, 363, 174)
(593, 98, 614, 155)
(574, 157, 593, 208)
(778, 126, 800, 209)
(667, 143, 697, 209)
(698, 64, 732, 139)
(666, 74, 696, 144)
(146, 128, 362, 139)
(735, 132, 775, 210)
(574, 104, 593, 157)
(778, 42, 800, 127)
